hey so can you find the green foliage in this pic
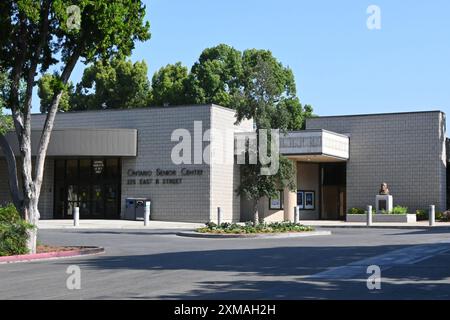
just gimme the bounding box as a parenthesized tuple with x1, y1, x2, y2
(151, 62, 189, 106)
(0, 0, 151, 112)
(197, 221, 314, 234)
(416, 209, 450, 221)
(348, 207, 366, 215)
(0, 204, 35, 256)
(185, 44, 244, 108)
(148, 44, 313, 130)
(71, 58, 152, 110)
(237, 155, 296, 205)
(38, 74, 73, 113)
(415, 209, 428, 221)
(392, 205, 408, 214)
(0, 72, 13, 135)
(439, 211, 450, 222)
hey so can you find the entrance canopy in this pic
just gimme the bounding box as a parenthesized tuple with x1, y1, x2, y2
(280, 129, 349, 162)
(1, 128, 137, 157)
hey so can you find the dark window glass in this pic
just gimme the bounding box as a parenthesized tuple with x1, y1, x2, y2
(55, 160, 65, 181)
(66, 160, 78, 181)
(106, 159, 119, 179)
(80, 160, 91, 179)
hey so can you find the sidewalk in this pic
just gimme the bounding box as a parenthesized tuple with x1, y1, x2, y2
(37, 219, 450, 230)
(301, 220, 450, 229)
(38, 219, 205, 230)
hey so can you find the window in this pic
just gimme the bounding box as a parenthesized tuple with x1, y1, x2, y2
(269, 191, 284, 210)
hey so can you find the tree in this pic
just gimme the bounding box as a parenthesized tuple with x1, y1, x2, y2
(235, 51, 299, 224)
(71, 58, 152, 110)
(185, 44, 244, 108)
(151, 62, 188, 106)
(38, 74, 73, 113)
(0, 0, 150, 253)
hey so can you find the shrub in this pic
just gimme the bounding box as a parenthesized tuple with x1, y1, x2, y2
(348, 208, 365, 215)
(197, 221, 314, 234)
(416, 209, 428, 221)
(0, 204, 34, 256)
(439, 211, 450, 222)
(392, 206, 408, 214)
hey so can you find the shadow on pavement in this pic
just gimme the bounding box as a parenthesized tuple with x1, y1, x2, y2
(75, 244, 450, 299)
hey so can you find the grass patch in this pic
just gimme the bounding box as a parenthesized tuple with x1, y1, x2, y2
(197, 222, 314, 234)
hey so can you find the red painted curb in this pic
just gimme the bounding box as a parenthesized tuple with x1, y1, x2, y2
(0, 247, 104, 264)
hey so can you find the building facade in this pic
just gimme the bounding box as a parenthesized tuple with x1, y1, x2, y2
(0, 105, 447, 222)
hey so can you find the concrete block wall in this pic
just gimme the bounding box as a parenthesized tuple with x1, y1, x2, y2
(28, 105, 216, 222)
(0, 104, 252, 222)
(307, 111, 447, 212)
(0, 159, 53, 218)
(209, 106, 243, 222)
(0, 160, 11, 207)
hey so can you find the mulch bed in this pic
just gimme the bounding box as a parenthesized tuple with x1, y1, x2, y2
(36, 245, 89, 254)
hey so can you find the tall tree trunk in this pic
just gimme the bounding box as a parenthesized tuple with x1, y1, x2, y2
(19, 121, 39, 254)
(253, 200, 259, 226)
(25, 198, 39, 254)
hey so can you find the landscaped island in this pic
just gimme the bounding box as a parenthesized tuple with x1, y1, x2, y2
(196, 222, 315, 234)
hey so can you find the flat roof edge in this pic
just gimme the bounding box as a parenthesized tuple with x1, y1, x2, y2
(30, 104, 234, 117)
(308, 110, 445, 120)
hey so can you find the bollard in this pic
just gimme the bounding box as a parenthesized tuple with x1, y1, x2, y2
(74, 207, 79, 227)
(294, 206, 300, 224)
(217, 207, 223, 226)
(429, 205, 435, 227)
(367, 205, 372, 227)
(144, 201, 151, 226)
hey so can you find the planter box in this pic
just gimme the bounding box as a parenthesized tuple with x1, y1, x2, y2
(346, 214, 417, 223)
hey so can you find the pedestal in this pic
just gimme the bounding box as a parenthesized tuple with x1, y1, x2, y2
(376, 195, 393, 213)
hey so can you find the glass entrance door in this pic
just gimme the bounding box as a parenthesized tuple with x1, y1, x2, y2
(53, 158, 121, 219)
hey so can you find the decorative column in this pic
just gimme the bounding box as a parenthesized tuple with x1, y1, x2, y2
(284, 159, 297, 222)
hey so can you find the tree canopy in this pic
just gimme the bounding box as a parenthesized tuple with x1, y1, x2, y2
(0, 0, 150, 253)
(37, 43, 313, 132)
(38, 74, 73, 113)
(148, 44, 313, 131)
(71, 58, 152, 110)
(151, 62, 188, 106)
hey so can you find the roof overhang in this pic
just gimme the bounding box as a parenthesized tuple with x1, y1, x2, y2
(280, 130, 349, 162)
(1, 128, 137, 157)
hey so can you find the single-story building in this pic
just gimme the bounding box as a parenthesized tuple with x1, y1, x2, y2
(0, 105, 447, 222)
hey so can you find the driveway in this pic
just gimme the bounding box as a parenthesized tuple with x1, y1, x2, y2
(1, 227, 450, 299)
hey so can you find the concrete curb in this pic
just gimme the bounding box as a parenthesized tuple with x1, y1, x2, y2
(0, 247, 105, 264)
(305, 225, 450, 230)
(176, 230, 332, 239)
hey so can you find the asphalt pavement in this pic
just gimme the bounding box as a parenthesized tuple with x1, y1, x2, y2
(1, 227, 450, 299)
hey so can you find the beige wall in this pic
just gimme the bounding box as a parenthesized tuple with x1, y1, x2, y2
(307, 111, 447, 212)
(209, 107, 250, 222)
(297, 162, 320, 219)
(0, 104, 251, 222)
(0, 159, 53, 219)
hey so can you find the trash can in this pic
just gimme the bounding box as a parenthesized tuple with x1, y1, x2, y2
(125, 198, 150, 220)
(135, 199, 146, 221)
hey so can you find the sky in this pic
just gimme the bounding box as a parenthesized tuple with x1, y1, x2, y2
(31, 0, 450, 117)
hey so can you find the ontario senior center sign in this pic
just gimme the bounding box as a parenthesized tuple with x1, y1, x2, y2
(126, 168, 204, 186)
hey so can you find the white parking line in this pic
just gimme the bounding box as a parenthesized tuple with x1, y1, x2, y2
(308, 241, 450, 280)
